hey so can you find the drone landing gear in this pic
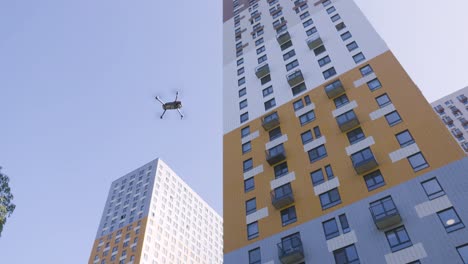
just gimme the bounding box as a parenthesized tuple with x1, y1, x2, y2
(177, 109, 184, 119)
(160, 110, 167, 119)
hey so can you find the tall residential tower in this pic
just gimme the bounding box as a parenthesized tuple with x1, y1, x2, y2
(223, 0, 468, 263)
(88, 158, 223, 264)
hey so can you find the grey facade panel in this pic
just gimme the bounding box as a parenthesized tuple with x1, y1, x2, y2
(225, 158, 468, 264)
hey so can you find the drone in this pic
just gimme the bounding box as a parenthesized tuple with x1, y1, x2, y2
(155, 92, 184, 119)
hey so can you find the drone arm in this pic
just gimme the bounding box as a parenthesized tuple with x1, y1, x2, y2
(177, 109, 184, 119)
(174, 91, 179, 102)
(155, 96, 166, 105)
(160, 110, 167, 119)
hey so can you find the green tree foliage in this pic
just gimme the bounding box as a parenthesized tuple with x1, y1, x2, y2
(0, 167, 15, 237)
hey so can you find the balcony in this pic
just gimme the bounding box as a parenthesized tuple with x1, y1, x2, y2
(286, 69, 304, 87)
(293, 0, 308, 11)
(434, 105, 444, 114)
(266, 144, 286, 165)
(351, 148, 378, 174)
(369, 196, 402, 230)
(270, 6, 282, 16)
(255, 62, 270, 78)
(271, 183, 294, 209)
(462, 142, 468, 152)
(277, 235, 304, 264)
(458, 94, 468, 103)
(274, 20, 287, 31)
(249, 12, 261, 22)
(336, 110, 359, 132)
(324, 80, 344, 98)
(442, 116, 453, 125)
(306, 32, 323, 50)
(276, 30, 291, 45)
(262, 112, 280, 131)
(452, 128, 463, 138)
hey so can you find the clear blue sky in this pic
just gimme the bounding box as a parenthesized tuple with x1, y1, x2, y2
(0, 0, 467, 263)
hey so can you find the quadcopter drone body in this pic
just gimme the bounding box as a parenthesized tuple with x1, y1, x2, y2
(155, 92, 184, 119)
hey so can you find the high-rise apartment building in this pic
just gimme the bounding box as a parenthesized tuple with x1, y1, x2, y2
(223, 0, 468, 263)
(88, 158, 223, 264)
(431, 86, 468, 153)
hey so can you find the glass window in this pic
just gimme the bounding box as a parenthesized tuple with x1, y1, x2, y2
(408, 152, 429, 172)
(341, 31, 352, 41)
(303, 19, 313, 28)
(351, 147, 375, 167)
(283, 49, 296, 61)
(274, 162, 288, 178)
(318, 55, 331, 67)
(262, 86, 273, 97)
(242, 142, 252, 154)
(364, 170, 385, 191)
(260, 74, 271, 85)
(237, 67, 245, 76)
(243, 159, 253, 172)
(304, 95, 311, 105)
(255, 38, 264, 46)
(437, 207, 465, 233)
(244, 178, 254, 192)
(247, 222, 259, 240)
(299, 11, 310, 20)
(258, 54, 267, 64)
(335, 22, 346, 31)
(241, 126, 250, 138)
(334, 94, 349, 108)
(360, 64, 373, 76)
(367, 78, 382, 91)
(347, 127, 365, 145)
(256, 45, 265, 54)
(333, 244, 360, 264)
(339, 214, 350, 233)
(314, 45, 326, 56)
(238, 77, 246, 86)
(245, 198, 256, 215)
(323, 67, 337, 80)
(281, 206, 297, 226)
(240, 112, 249, 123)
(326, 6, 336, 14)
(306, 27, 317, 36)
(457, 244, 468, 264)
(286, 60, 299, 71)
(376, 93, 391, 108)
(239, 99, 248, 110)
(301, 130, 313, 145)
(385, 111, 402, 126)
(280, 40, 292, 51)
(325, 165, 334, 179)
(264, 98, 276, 110)
(310, 169, 325, 186)
(346, 41, 358, 51)
(353, 52, 365, 63)
(269, 127, 282, 141)
(421, 178, 445, 200)
(293, 99, 304, 110)
(308, 145, 327, 163)
(299, 110, 316, 126)
(239, 88, 247, 97)
(237, 58, 244, 66)
(385, 226, 412, 252)
(396, 130, 415, 147)
(331, 14, 341, 22)
(322, 218, 339, 240)
(292, 82, 307, 96)
(248, 248, 261, 264)
(319, 188, 341, 210)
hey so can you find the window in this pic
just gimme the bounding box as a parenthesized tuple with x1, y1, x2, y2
(239, 88, 247, 97)
(244, 177, 254, 192)
(245, 198, 256, 215)
(457, 244, 468, 264)
(281, 206, 297, 226)
(263, 86, 273, 97)
(325, 165, 334, 179)
(364, 170, 385, 191)
(241, 126, 250, 138)
(323, 0, 331, 6)
(360, 64, 373, 76)
(238, 77, 245, 86)
(437, 207, 465, 233)
(396, 130, 415, 147)
(318, 55, 331, 67)
(385, 226, 412, 252)
(310, 169, 325, 186)
(346, 41, 358, 51)
(376, 93, 391, 108)
(237, 58, 244, 66)
(339, 214, 350, 233)
(243, 158, 253, 172)
(247, 222, 259, 240)
(306, 27, 317, 36)
(323, 67, 337, 79)
(322, 218, 339, 239)
(255, 38, 264, 46)
(303, 19, 313, 27)
(274, 162, 288, 178)
(286, 60, 299, 71)
(326, 6, 336, 14)
(239, 99, 248, 110)
(367, 78, 382, 91)
(335, 22, 346, 31)
(299, 11, 310, 20)
(308, 145, 327, 163)
(351, 147, 375, 168)
(341, 31, 352, 41)
(258, 54, 267, 64)
(333, 244, 360, 264)
(242, 142, 252, 154)
(331, 14, 341, 22)
(283, 49, 296, 61)
(314, 45, 326, 56)
(334, 94, 349, 108)
(385, 111, 402, 126)
(240, 112, 249, 123)
(352, 52, 365, 63)
(421, 178, 445, 200)
(237, 67, 244, 76)
(319, 188, 341, 210)
(301, 131, 313, 145)
(292, 82, 307, 96)
(248, 248, 261, 264)
(260, 74, 271, 85)
(347, 127, 365, 144)
(408, 152, 429, 172)
(293, 99, 304, 111)
(269, 127, 282, 141)
(256, 45, 265, 54)
(280, 40, 292, 51)
(264, 98, 276, 110)
(299, 110, 316, 126)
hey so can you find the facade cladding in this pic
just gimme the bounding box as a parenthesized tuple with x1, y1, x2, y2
(88, 158, 223, 264)
(431, 86, 468, 153)
(223, 0, 468, 263)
